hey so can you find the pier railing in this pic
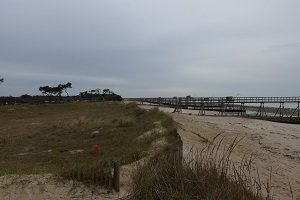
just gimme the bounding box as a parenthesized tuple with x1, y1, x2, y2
(129, 97, 300, 121)
(132, 96, 300, 104)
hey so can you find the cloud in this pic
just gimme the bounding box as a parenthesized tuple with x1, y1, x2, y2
(269, 42, 300, 49)
(1, 0, 300, 97)
(1, 67, 126, 86)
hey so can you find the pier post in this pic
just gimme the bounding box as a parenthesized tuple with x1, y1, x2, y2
(280, 102, 283, 117)
(220, 102, 224, 116)
(280, 103, 282, 117)
(290, 102, 300, 118)
(282, 102, 289, 117)
(257, 102, 266, 117)
(256, 103, 261, 117)
(298, 102, 300, 118)
(173, 98, 182, 113)
(198, 102, 205, 115)
(240, 103, 245, 116)
(274, 103, 281, 117)
(202, 102, 204, 115)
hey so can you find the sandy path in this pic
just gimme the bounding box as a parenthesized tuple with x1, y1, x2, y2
(140, 105, 300, 200)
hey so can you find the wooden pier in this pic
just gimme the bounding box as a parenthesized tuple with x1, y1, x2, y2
(130, 96, 300, 123)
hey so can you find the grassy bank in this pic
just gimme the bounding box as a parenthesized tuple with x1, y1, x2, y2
(0, 102, 176, 185)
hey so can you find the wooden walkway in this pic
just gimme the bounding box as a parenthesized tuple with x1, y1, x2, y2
(130, 97, 300, 122)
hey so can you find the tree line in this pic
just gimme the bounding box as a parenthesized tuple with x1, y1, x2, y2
(0, 78, 122, 104)
(79, 88, 115, 97)
(38, 83, 117, 99)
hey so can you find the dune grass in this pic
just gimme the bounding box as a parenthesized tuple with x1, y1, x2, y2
(0, 102, 176, 186)
(129, 135, 271, 200)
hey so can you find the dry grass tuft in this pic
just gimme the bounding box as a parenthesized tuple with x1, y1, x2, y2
(129, 135, 272, 200)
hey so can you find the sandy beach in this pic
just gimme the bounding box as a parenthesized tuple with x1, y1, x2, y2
(140, 105, 300, 200)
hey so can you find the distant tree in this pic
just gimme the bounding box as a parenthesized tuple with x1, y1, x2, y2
(39, 86, 55, 97)
(103, 88, 114, 95)
(95, 88, 101, 95)
(39, 82, 72, 99)
(0, 76, 3, 83)
(53, 86, 63, 98)
(102, 89, 109, 95)
(80, 91, 88, 97)
(79, 88, 122, 101)
(62, 82, 72, 97)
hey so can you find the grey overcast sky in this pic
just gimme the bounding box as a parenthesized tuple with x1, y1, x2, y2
(0, 0, 300, 97)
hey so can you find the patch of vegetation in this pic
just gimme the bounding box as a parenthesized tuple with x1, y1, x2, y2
(129, 136, 271, 200)
(0, 102, 177, 186)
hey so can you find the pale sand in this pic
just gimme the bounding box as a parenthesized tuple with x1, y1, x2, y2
(0, 159, 136, 200)
(0, 171, 132, 200)
(140, 105, 300, 200)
